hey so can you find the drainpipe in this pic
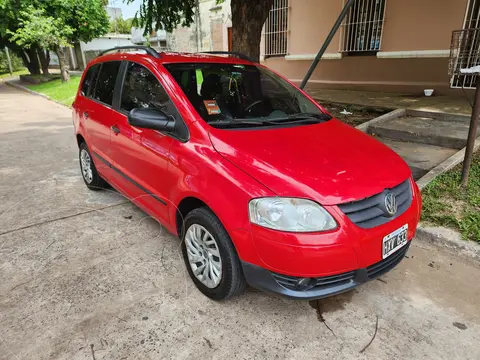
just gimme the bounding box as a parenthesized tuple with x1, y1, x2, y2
(300, 0, 355, 89)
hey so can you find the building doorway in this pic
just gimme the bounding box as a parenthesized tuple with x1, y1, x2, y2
(227, 27, 232, 51)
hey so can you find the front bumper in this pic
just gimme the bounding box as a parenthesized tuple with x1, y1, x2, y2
(243, 179, 422, 277)
(241, 241, 411, 300)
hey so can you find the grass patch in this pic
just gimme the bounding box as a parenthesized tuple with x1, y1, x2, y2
(25, 76, 81, 107)
(422, 151, 480, 242)
(0, 69, 29, 79)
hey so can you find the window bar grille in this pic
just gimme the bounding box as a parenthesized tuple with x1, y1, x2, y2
(263, 0, 289, 57)
(451, 0, 480, 89)
(366, 0, 374, 51)
(341, 0, 386, 52)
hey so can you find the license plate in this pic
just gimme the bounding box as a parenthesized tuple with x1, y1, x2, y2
(382, 224, 408, 259)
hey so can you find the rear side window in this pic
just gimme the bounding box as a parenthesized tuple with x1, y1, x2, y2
(120, 62, 169, 113)
(80, 65, 98, 96)
(92, 61, 121, 105)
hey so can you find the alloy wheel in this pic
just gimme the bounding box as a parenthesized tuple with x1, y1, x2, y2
(80, 149, 93, 184)
(185, 224, 223, 288)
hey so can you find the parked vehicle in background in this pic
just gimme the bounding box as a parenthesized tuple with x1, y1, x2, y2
(73, 47, 422, 300)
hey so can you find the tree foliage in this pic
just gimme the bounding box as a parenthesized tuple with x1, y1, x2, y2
(130, 0, 196, 34)
(56, 0, 110, 43)
(0, 49, 24, 73)
(110, 16, 134, 34)
(0, 0, 109, 78)
(130, 0, 273, 61)
(8, 6, 73, 50)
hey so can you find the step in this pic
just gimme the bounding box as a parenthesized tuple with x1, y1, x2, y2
(368, 116, 477, 149)
(377, 138, 458, 180)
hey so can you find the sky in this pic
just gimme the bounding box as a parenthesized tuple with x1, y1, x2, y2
(108, 0, 142, 19)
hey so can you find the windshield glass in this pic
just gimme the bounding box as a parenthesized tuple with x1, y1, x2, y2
(164, 63, 329, 127)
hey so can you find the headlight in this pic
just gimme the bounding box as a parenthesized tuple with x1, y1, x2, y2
(248, 197, 337, 232)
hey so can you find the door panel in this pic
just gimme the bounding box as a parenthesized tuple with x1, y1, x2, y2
(83, 99, 116, 174)
(109, 112, 174, 224)
(108, 61, 178, 226)
(83, 61, 122, 176)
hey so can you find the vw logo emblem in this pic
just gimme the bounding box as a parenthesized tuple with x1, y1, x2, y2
(384, 192, 397, 216)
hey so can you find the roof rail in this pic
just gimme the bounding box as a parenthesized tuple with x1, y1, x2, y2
(200, 51, 256, 63)
(98, 46, 161, 59)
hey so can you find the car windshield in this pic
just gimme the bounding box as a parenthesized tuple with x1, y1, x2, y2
(164, 63, 330, 128)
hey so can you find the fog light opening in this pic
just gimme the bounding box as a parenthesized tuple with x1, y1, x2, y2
(295, 277, 315, 291)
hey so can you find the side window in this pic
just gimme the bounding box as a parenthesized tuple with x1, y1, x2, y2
(120, 62, 169, 113)
(80, 65, 98, 97)
(92, 61, 121, 105)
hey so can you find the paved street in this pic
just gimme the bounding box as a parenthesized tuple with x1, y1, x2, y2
(1, 82, 480, 360)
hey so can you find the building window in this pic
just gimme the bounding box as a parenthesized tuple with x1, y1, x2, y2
(264, 0, 289, 57)
(341, 0, 387, 54)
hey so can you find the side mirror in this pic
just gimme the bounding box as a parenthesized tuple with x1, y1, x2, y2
(128, 108, 175, 132)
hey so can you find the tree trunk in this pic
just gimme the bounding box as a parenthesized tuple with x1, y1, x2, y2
(55, 46, 70, 82)
(22, 48, 41, 75)
(231, 0, 274, 62)
(37, 48, 50, 76)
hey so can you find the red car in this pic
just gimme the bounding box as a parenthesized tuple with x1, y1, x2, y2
(73, 46, 422, 300)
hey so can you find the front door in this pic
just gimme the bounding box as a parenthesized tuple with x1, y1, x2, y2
(108, 61, 178, 225)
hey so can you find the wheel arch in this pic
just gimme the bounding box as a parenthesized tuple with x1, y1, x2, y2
(76, 133, 86, 147)
(175, 196, 210, 237)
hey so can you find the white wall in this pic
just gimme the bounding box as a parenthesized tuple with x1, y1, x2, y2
(81, 35, 134, 51)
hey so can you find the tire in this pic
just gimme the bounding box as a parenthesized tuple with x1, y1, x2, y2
(79, 142, 108, 191)
(181, 207, 247, 300)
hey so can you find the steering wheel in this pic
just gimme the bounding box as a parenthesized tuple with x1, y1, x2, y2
(245, 100, 266, 114)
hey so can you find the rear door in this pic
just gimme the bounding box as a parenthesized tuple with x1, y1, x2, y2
(83, 61, 122, 172)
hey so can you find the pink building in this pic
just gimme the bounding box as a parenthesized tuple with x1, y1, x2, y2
(260, 0, 480, 94)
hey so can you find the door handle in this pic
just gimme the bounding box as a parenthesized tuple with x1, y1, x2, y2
(83, 112, 89, 119)
(111, 125, 120, 134)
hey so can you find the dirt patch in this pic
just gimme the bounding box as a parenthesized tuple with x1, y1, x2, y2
(317, 101, 390, 127)
(19, 74, 61, 84)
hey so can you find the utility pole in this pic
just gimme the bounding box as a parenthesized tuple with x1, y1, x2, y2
(4, 47, 13, 76)
(195, 0, 202, 52)
(460, 74, 480, 186)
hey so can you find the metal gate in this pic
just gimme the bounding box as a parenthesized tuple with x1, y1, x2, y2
(451, 0, 480, 88)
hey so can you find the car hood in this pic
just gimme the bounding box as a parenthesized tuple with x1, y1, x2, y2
(208, 119, 411, 205)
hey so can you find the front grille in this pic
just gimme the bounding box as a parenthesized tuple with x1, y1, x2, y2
(367, 242, 410, 278)
(272, 270, 356, 291)
(337, 179, 412, 228)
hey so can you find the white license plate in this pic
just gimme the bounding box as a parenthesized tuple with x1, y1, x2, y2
(382, 224, 408, 259)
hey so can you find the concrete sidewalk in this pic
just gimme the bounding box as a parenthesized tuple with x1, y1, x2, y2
(308, 88, 473, 115)
(1, 83, 480, 360)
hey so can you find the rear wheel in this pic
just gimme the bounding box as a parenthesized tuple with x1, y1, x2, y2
(181, 207, 246, 300)
(79, 142, 108, 191)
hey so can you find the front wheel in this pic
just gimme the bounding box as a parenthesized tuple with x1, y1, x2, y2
(79, 142, 108, 191)
(181, 207, 246, 300)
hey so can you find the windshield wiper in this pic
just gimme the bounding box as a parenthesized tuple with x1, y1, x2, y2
(270, 112, 332, 123)
(208, 119, 273, 128)
(208, 112, 331, 128)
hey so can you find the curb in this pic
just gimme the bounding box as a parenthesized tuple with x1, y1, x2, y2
(355, 108, 406, 133)
(415, 225, 480, 262)
(313, 98, 397, 114)
(5, 80, 71, 109)
(416, 138, 480, 190)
